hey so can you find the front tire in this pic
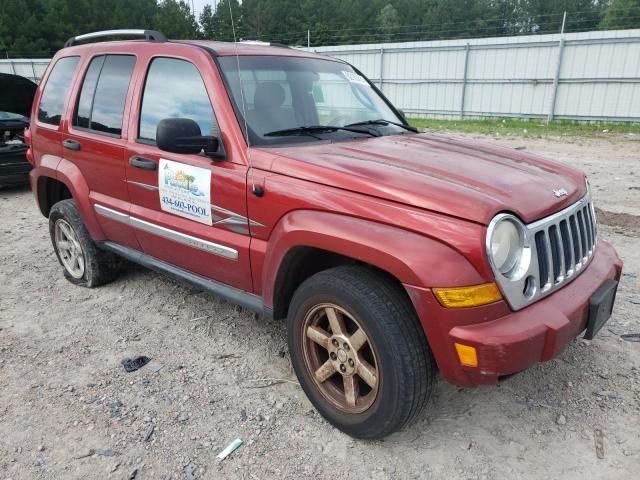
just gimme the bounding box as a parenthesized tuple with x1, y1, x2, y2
(49, 199, 120, 287)
(287, 266, 435, 439)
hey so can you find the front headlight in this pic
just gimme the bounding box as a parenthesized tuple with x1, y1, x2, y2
(487, 215, 526, 276)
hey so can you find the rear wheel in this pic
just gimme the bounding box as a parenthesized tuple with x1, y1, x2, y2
(288, 266, 435, 439)
(49, 199, 121, 287)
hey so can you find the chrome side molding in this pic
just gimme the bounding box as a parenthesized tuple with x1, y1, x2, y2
(94, 204, 239, 260)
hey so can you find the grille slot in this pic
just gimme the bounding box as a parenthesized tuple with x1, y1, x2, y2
(535, 231, 549, 286)
(548, 225, 562, 281)
(559, 220, 573, 275)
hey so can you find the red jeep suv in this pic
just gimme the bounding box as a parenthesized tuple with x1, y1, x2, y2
(27, 30, 623, 439)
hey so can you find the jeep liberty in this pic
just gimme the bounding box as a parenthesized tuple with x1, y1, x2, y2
(26, 30, 623, 439)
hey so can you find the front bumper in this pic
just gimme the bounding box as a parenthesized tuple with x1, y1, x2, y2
(405, 240, 623, 387)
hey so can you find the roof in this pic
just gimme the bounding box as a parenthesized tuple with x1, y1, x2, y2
(60, 30, 329, 59)
(62, 39, 325, 60)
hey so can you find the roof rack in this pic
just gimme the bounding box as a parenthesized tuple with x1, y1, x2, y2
(239, 40, 290, 49)
(65, 29, 167, 48)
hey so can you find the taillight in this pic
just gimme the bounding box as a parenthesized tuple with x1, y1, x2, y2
(24, 127, 34, 165)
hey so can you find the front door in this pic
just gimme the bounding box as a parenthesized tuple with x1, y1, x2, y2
(124, 55, 252, 292)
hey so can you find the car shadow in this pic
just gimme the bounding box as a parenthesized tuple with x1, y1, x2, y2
(0, 184, 31, 195)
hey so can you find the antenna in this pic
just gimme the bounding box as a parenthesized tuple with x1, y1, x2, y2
(228, 1, 263, 197)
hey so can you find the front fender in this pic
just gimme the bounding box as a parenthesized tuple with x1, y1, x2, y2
(260, 210, 486, 309)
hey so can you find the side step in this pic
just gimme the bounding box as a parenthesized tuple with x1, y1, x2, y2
(100, 241, 265, 315)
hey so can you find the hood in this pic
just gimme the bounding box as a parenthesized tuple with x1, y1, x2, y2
(264, 133, 586, 225)
(0, 73, 37, 118)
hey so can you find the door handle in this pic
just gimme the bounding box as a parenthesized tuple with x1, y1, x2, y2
(129, 156, 157, 171)
(62, 139, 81, 151)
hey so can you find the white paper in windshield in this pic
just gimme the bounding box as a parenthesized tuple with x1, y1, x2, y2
(342, 71, 368, 86)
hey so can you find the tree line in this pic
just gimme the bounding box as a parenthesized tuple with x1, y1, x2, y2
(1, 0, 639, 57)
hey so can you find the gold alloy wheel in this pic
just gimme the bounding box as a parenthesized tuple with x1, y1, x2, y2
(302, 303, 379, 414)
(54, 218, 85, 279)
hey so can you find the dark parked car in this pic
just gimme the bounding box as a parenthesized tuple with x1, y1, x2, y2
(0, 73, 37, 186)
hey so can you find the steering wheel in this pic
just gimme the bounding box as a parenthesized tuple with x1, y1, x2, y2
(326, 114, 352, 127)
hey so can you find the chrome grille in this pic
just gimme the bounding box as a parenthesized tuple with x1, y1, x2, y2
(490, 195, 597, 311)
(532, 200, 597, 292)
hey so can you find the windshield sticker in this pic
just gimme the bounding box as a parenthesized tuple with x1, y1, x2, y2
(159, 159, 212, 226)
(342, 71, 368, 86)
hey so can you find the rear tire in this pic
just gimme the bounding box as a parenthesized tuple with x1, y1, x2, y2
(49, 199, 121, 287)
(287, 266, 435, 439)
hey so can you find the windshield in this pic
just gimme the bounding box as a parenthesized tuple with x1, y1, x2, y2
(218, 55, 407, 146)
(0, 111, 27, 121)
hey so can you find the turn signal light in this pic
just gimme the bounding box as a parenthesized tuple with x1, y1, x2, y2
(454, 343, 478, 367)
(433, 283, 502, 308)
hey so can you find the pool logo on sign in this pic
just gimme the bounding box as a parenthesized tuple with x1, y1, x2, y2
(159, 159, 212, 225)
(163, 165, 205, 196)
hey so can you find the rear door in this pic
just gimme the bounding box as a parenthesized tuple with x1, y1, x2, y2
(31, 56, 80, 178)
(63, 53, 140, 249)
(124, 53, 252, 292)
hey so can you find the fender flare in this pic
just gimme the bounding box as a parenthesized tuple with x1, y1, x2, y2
(38, 157, 106, 240)
(261, 210, 486, 309)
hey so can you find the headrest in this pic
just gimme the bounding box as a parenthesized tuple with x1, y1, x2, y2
(254, 81, 285, 110)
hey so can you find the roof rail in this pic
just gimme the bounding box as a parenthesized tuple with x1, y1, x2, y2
(239, 40, 290, 49)
(64, 29, 167, 48)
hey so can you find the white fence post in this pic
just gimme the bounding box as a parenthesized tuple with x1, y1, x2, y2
(460, 43, 470, 119)
(378, 48, 384, 89)
(547, 12, 567, 123)
(547, 38, 565, 123)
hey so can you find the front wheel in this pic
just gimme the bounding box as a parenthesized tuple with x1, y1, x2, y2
(287, 266, 435, 439)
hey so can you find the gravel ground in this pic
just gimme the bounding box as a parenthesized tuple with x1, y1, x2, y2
(1, 133, 639, 480)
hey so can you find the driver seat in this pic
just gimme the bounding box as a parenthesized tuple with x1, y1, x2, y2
(249, 82, 296, 135)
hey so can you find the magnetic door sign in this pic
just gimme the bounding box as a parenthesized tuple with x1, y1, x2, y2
(159, 159, 212, 226)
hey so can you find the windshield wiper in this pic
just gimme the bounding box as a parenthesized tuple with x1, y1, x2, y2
(345, 119, 418, 133)
(264, 125, 380, 138)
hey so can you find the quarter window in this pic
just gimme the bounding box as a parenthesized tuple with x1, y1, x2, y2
(73, 55, 136, 136)
(38, 56, 80, 125)
(139, 58, 215, 142)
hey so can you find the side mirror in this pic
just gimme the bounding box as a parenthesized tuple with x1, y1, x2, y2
(156, 118, 224, 159)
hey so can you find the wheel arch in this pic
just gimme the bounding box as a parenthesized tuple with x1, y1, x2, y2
(36, 175, 72, 217)
(35, 158, 105, 240)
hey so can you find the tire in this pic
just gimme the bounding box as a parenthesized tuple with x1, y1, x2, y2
(287, 265, 435, 439)
(48, 199, 121, 287)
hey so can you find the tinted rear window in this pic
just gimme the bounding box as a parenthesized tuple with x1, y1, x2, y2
(75, 56, 104, 129)
(74, 55, 135, 136)
(38, 56, 80, 125)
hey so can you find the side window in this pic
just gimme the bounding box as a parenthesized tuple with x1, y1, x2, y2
(75, 56, 104, 129)
(139, 58, 215, 142)
(38, 56, 80, 125)
(73, 55, 136, 136)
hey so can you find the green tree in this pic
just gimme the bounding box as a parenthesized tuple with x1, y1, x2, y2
(377, 4, 401, 40)
(601, 0, 640, 29)
(153, 0, 199, 39)
(201, 0, 244, 41)
(200, 4, 216, 39)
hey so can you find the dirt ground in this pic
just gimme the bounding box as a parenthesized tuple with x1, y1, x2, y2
(1, 133, 639, 480)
